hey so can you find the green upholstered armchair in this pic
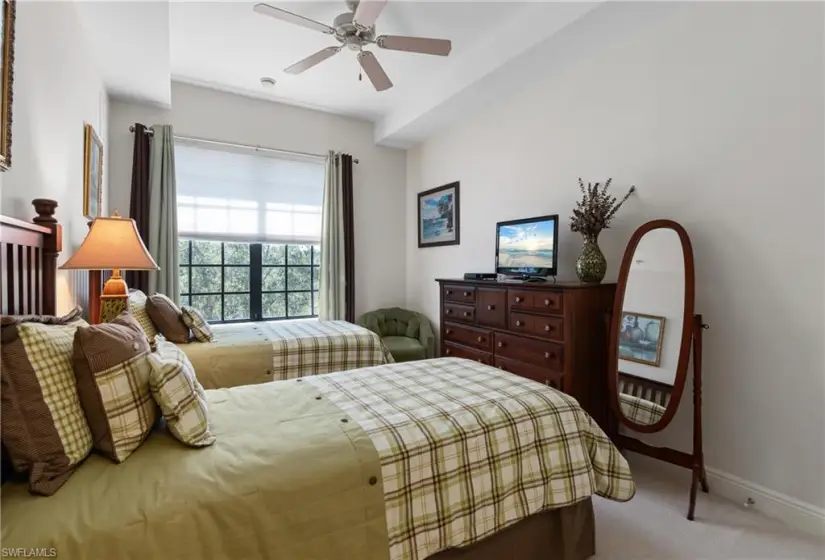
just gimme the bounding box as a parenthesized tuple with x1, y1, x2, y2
(357, 307, 435, 362)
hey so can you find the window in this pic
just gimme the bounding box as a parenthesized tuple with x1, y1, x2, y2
(175, 140, 325, 323)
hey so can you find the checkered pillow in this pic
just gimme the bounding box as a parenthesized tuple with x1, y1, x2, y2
(181, 306, 214, 343)
(72, 313, 158, 463)
(0, 309, 93, 495)
(128, 289, 158, 343)
(149, 341, 215, 447)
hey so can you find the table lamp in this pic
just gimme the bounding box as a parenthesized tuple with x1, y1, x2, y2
(60, 211, 159, 322)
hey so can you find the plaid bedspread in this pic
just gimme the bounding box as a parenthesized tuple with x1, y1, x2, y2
(308, 358, 635, 560)
(619, 392, 666, 425)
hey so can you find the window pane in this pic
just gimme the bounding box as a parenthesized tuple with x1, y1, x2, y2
(179, 240, 190, 265)
(224, 243, 250, 265)
(265, 211, 292, 236)
(293, 212, 321, 238)
(263, 244, 285, 265)
(191, 241, 222, 265)
(312, 267, 319, 290)
(179, 267, 190, 295)
(287, 267, 311, 290)
(178, 206, 195, 232)
(180, 294, 191, 307)
(263, 293, 286, 319)
(225, 267, 250, 292)
(191, 295, 222, 322)
(196, 207, 228, 234)
(313, 291, 319, 316)
(287, 292, 311, 317)
(312, 245, 321, 265)
(224, 294, 250, 321)
(288, 245, 312, 265)
(228, 209, 258, 235)
(262, 267, 285, 292)
(192, 266, 222, 293)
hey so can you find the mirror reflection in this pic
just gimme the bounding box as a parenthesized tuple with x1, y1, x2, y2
(616, 228, 685, 426)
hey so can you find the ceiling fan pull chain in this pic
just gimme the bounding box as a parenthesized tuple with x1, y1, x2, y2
(359, 70, 362, 82)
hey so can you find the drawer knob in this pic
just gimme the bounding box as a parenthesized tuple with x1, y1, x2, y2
(463, 291, 469, 296)
(544, 299, 551, 306)
(463, 311, 470, 317)
(515, 320, 522, 327)
(446, 329, 452, 334)
(446, 309, 452, 314)
(497, 341, 504, 348)
(515, 296, 522, 303)
(544, 325, 551, 332)
(544, 351, 555, 359)
(477, 336, 483, 342)
(445, 348, 451, 355)
(487, 304, 494, 311)
(446, 290, 452, 295)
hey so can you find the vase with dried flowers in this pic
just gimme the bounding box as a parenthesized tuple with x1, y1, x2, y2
(570, 178, 636, 283)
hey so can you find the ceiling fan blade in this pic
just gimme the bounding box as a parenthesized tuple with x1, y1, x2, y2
(284, 47, 341, 75)
(353, 0, 387, 29)
(377, 35, 452, 56)
(357, 51, 393, 92)
(253, 3, 335, 35)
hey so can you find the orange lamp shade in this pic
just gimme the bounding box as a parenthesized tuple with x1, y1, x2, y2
(60, 216, 159, 272)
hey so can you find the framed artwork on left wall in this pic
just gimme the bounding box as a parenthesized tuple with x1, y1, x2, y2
(418, 181, 460, 248)
(83, 123, 103, 219)
(0, 0, 17, 171)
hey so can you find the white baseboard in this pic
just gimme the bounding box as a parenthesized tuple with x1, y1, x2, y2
(705, 467, 825, 537)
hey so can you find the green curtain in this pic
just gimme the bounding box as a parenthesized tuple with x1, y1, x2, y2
(147, 125, 179, 303)
(319, 151, 346, 320)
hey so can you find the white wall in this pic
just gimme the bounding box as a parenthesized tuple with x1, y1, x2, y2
(406, 1, 825, 511)
(0, 1, 109, 314)
(108, 82, 407, 318)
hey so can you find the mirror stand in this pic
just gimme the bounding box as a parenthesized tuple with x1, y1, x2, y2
(614, 314, 710, 520)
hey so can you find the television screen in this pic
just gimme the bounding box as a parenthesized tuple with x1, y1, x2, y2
(496, 215, 558, 276)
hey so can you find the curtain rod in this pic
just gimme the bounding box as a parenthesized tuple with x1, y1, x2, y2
(129, 125, 359, 164)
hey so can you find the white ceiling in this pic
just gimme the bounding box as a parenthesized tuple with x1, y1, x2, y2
(79, 0, 606, 146)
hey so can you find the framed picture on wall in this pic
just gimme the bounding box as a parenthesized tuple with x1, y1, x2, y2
(83, 123, 103, 219)
(618, 311, 666, 367)
(418, 181, 460, 248)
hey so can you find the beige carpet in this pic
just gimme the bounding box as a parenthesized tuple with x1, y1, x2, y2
(594, 458, 825, 559)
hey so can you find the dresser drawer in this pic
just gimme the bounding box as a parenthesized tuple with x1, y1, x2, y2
(508, 289, 564, 315)
(443, 322, 491, 352)
(494, 332, 564, 370)
(495, 356, 563, 390)
(443, 342, 492, 365)
(476, 288, 506, 328)
(443, 284, 476, 304)
(532, 315, 564, 342)
(444, 302, 475, 323)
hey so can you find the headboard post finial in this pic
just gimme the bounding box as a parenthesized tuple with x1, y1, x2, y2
(32, 198, 58, 224)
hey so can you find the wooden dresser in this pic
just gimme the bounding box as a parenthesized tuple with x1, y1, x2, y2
(435, 278, 616, 431)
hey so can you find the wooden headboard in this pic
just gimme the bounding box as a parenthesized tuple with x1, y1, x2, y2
(618, 371, 673, 408)
(0, 199, 62, 316)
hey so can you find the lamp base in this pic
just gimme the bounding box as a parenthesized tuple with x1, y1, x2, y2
(99, 268, 129, 323)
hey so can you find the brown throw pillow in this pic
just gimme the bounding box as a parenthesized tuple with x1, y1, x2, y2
(0, 308, 93, 496)
(72, 313, 158, 463)
(146, 294, 190, 343)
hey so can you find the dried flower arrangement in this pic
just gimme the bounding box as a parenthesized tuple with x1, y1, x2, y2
(570, 178, 636, 237)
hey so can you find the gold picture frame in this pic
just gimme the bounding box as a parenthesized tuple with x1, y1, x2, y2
(618, 311, 667, 367)
(83, 123, 104, 219)
(0, 0, 16, 171)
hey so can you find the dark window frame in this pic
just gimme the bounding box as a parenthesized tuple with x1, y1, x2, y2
(180, 239, 319, 324)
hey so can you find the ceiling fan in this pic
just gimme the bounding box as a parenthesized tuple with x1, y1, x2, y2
(253, 0, 452, 92)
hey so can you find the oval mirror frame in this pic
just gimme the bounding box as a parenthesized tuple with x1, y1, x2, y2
(608, 219, 695, 433)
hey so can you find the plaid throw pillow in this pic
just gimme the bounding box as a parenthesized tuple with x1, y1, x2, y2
(149, 342, 215, 447)
(146, 293, 190, 343)
(0, 308, 93, 496)
(72, 313, 158, 463)
(181, 306, 214, 343)
(127, 289, 158, 343)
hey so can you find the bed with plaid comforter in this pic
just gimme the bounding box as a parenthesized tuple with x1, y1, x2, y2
(308, 357, 636, 560)
(178, 319, 394, 389)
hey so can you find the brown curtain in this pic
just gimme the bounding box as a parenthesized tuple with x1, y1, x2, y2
(340, 154, 355, 323)
(126, 123, 151, 292)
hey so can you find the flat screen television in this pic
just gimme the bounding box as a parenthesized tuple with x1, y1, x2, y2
(495, 214, 559, 278)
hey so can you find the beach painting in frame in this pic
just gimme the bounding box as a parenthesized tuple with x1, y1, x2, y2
(418, 181, 460, 248)
(83, 123, 103, 219)
(619, 311, 666, 367)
